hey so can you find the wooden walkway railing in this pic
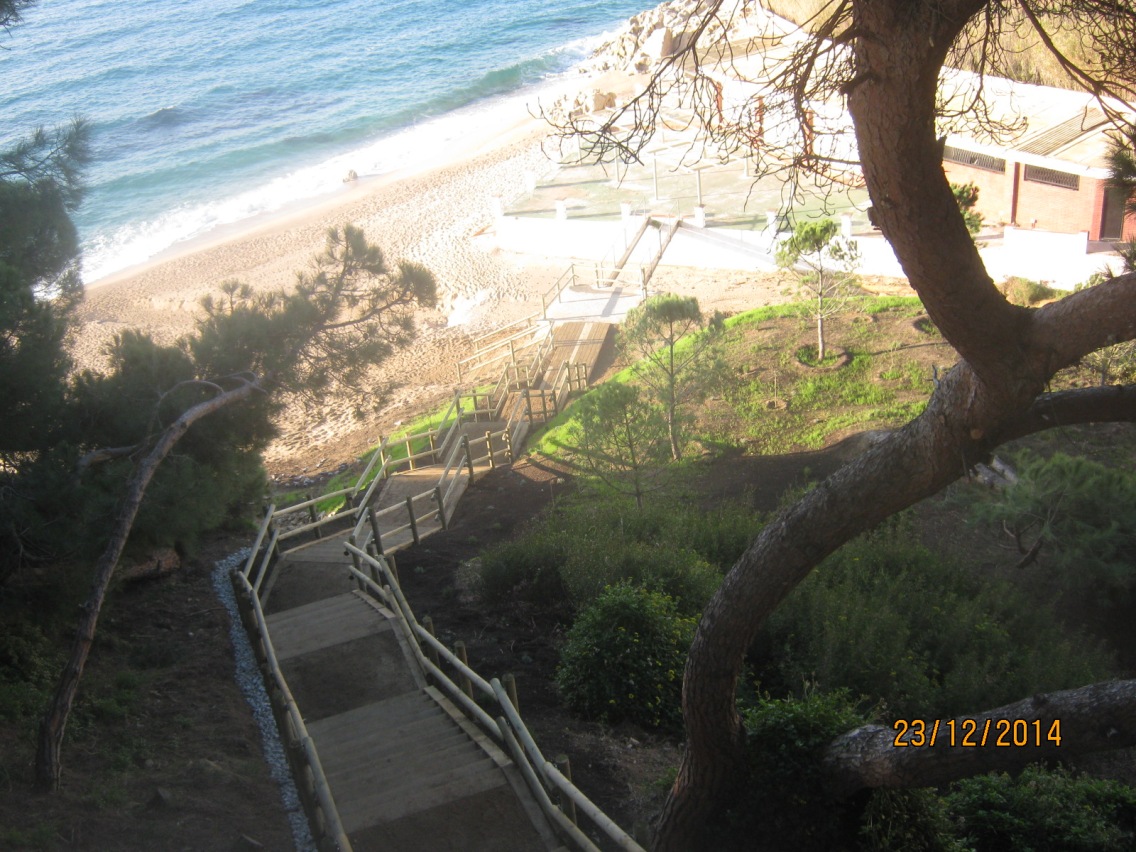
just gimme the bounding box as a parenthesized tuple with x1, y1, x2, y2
(341, 541, 643, 851)
(231, 323, 623, 849)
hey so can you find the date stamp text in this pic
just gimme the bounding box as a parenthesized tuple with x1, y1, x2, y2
(892, 718, 1062, 748)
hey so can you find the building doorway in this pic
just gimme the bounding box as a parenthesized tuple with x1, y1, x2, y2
(1101, 186, 1128, 240)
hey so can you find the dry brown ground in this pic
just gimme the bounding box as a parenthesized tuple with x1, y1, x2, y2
(0, 536, 297, 851)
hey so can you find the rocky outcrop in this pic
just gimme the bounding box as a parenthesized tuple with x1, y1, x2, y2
(583, 0, 749, 75)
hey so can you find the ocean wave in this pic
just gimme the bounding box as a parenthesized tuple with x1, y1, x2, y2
(140, 105, 187, 127)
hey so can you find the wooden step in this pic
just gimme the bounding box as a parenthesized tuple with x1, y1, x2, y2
(333, 753, 506, 831)
(265, 593, 391, 660)
(324, 735, 486, 791)
(280, 532, 354, 561)
(312, 715, 466, 767)
(305, 691, 441, 740)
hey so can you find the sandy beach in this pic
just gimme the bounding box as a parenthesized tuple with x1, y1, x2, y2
(69, 69, 824, 478)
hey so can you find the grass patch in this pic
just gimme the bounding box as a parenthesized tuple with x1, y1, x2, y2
(536, 297, 940, 463)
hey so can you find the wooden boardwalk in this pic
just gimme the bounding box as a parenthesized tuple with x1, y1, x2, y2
(239, 316, 639, 850)
(264, 558, 565, 850)
(549, 321, 613, 380)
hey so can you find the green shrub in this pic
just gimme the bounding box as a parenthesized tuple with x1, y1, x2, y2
(720, 690, 868, 850)
(970, 452, 1136, 606)
(476, 527, 571, 607)
(951, 182, 984, 234)
(860, 788, 967, 852)
(556, 584, 694, 730)
(0, 619, 63, 722)
(560, 536, 721, 614)
(477, 497, 757, 614)
(1000, 277, 1063, 306)
(753, 521, 1114, 718)
(947, 765, 1136, 850)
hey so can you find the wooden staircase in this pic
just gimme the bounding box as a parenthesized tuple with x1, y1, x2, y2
(262, 586, 562, 850)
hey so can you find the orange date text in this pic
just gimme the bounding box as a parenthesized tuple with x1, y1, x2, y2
(891, 718, 1062, 748)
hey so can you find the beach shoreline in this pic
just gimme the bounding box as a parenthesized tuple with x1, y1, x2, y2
(67, 62, 894, 478)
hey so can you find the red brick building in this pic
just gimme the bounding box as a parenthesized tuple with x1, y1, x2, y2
(940, 81, 1135, 241)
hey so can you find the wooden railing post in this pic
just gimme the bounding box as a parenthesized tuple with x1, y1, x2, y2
(379, 437, 389, 479)
(503, 672, 520, 714)
(434, 486, 448, 530)
(486, 431, 495, 469)
(429, 432, 438, 463)
(454, 641, 474, 701)
(368, 506, 384, 556)
(406, 496, 419, 545)
(503, 428, 514, 463)
(555, 754, 579, 825)
(386, 553, 400, 588)
(307, 494, 322, 539)
(346, 535, 364, 590)
(462, 435, 475, 480)
(422, 616, 441, 670)
(523, 386, 533, 422)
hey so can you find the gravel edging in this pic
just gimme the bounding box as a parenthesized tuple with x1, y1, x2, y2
(212, 550, 317, 852)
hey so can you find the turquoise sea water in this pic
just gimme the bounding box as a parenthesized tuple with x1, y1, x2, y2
(0, 0, 647, 282)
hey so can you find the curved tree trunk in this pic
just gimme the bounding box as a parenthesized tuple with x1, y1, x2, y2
(652, 0, 1136, 847)
(34, 380, 259, 792)
(824, 679, 1136, 797)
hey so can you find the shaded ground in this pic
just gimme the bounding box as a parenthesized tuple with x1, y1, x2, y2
(0, 537, 297, 851)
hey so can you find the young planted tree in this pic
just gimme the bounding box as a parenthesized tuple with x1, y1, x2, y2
(951, 182, 984, 234)
(550, 0, 1136, 847)
(620, 293, 725, 460)
(34, 224, 436, 792)
(569, 381, 669, 509)
(776, 219, 860, 363)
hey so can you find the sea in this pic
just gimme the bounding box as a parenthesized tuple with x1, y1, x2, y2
(0, 0, 649, 283)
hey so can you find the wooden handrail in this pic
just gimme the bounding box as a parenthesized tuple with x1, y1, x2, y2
(340, 544, 643, 852)
(273, 487, 355, 517)
(243, 504, 275, 578)
(236, 572, 351, 851)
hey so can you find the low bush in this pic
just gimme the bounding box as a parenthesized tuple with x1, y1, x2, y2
(970, 451, 1136, 607)
(476, 527, 571, 607)
(999, 276, 1064, 306)
(718, 690, 869, 851)
(477, 497, 760, 614)
(556, 584, 694, 730)
(753, 518, 1114, 718)
(946, 765, 1136, 850)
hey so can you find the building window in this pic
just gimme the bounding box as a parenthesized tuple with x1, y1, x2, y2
(1023, 165, 1080, 190)
(943, 146, 1006, 173)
